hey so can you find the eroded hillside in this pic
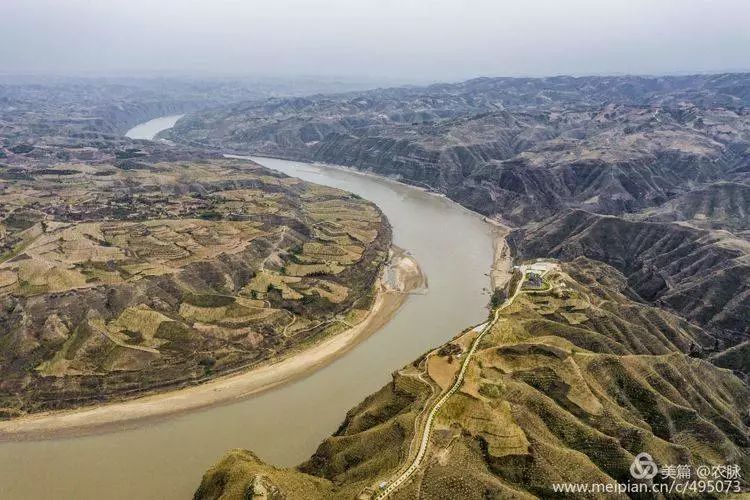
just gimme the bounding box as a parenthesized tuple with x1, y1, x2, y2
(643, 181, 750, 235)
(163, 74, 750, 225)
(186, 73, 750, 499)
(509, 210, 750, 341)
(0, 158, 390, 416)
(195, 259, 749, 499)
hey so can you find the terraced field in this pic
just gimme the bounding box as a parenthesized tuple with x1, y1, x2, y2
(194, 258, 749, 499)
(0, 158, 390, 416)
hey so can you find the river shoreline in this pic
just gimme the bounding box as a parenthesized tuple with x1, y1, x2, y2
(0, 155, 507, 443)
(233, 154, 512, 226)
(0, 250, 424, 441)
(237, 154, 515, 291)
(0, 121, 500, 500)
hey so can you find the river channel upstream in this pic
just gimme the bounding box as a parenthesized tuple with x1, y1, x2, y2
(0, 117, 495, 500)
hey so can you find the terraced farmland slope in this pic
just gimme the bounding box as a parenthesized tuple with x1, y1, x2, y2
(195, 258, 749, 499)
(0, 158, 390, 416)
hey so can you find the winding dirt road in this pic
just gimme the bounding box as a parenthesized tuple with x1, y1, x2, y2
(373, 261, 554, 498)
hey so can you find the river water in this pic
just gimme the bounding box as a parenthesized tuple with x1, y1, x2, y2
(0, 119, 495, 499)
(124, 114, 184, 140)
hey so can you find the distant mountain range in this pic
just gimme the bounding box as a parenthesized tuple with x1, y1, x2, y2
(164, 73, 750, 225)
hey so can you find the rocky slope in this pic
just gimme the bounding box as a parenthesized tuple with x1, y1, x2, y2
(6, 73, 748, 497)
(195, 259, 749, 499)
(0, 75, 379, 151)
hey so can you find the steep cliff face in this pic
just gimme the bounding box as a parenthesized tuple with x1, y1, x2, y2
(94, 101, 202, 134)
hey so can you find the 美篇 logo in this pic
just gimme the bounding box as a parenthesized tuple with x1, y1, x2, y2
(630, 452, 658, 480)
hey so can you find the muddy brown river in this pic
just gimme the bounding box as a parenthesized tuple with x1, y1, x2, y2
(0, 118, 495, 499)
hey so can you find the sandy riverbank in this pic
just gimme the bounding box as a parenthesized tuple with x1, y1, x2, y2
(486, 219, 513, 291)
(0, 249, 424, 441)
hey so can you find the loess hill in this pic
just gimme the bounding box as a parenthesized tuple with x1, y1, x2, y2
(187, 73, 750, 499)
(0, 158, 390, 417)
(164, 73, 750, 226)
(195, 258, 749, 499)
(509, 209, 750, 343)
(5, 74, 747, 497)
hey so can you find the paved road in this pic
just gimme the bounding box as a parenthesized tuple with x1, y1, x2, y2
(373, 264, 542, 498)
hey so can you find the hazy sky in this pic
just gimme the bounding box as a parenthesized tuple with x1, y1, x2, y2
(3, 0, 749, 82)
